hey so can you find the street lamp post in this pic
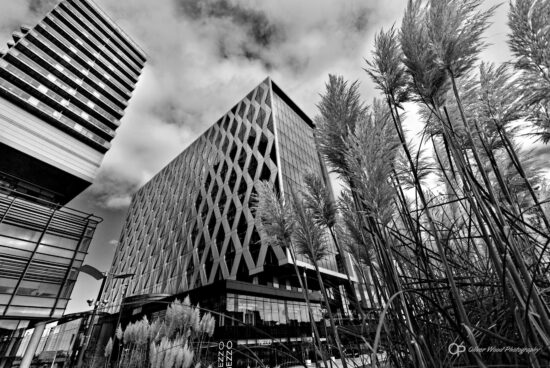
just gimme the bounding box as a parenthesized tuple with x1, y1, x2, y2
(73, 265, 134, 368)
(76, 274, 108, 366)
(108, 274, 134, 368)
(113, 275, 133, 340)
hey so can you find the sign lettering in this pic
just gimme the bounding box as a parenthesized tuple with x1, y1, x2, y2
(217, 340, 234, 368)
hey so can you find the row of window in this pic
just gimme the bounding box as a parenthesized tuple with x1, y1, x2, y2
(0, 75, 110, 150)
(17, 38, 125, 114)
(1, 58, 115, 138)
(29, 29, 129, 104)
(38, 20, 133, 95)
(223, 293, 323, 327)
(272, 94, 340, 274)
(50, 7, 139, 83)
(10, 48, 120, 127)
(70, 0, 145, 68)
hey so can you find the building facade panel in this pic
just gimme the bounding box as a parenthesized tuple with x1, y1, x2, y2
(271, 88, 341, 274)
(0, 98, 102, 184)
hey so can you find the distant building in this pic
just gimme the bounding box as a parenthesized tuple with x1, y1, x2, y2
(0, 0, 145, 367)
(101, 78, 356, 365)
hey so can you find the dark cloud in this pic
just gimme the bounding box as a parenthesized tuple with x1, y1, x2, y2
(81, 168, 141, 210)
(70, 0, 404, 215)
(176, 0, 283, 47)
(350, 8, 370, 33)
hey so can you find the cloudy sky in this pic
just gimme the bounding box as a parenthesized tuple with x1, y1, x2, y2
(0, 0, 514, 313)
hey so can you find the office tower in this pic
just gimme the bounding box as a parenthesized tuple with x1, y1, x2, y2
(102, 78, 354, 362)
(0, 0, 145, 366)
(0, 0, 146, 205)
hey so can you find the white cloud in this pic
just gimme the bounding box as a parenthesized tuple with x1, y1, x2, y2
(0, 0, 513, 212)
(69, 0, 401, 209)
(29, 0, 514, 314)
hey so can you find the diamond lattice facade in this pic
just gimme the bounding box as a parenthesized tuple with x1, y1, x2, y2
(103, 78, 351, 319)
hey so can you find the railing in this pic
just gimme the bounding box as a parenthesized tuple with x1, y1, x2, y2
(34, 25, 132, 98)
(58, 3, 142, 76)
(18, 39, 127, 113)
(28, 30, 129, 105)
(49, 9, 139, 82)
(0, 75, 110, 150)
(0, 187, 102, 225)
(8, 48, 120, 126)
(1, 57, 116, 138)
(41, 17, 135, 92)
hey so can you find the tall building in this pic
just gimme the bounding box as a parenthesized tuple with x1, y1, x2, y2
(0, 0, 146, 205)
(102, 78, 355, 363)
(0, 0, 145, 366)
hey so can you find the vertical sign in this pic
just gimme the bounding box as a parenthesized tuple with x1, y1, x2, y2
(218, 340, 233, 368)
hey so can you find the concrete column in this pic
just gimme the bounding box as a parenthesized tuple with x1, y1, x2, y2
(19, 322, 46, 368)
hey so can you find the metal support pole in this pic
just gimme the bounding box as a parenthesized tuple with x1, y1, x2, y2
(112, 280, 131, 368)
(20, 322, 46, 368)
(75, 274, 108, 368)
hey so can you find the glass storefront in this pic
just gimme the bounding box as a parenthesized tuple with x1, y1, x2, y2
(222, 293, 323, 328)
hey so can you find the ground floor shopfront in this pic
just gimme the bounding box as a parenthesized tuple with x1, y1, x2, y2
(89, 278, 365, 368)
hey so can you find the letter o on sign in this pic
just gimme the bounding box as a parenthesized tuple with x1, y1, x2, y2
(226, 341, 233, 349)
(219, 342, 225, 350)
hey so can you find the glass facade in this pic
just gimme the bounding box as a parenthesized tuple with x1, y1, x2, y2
(272, 93, 319, 195)
(0, 191, 100, 319)
(272, 90, 339, 273)
(0, 190, 100, 368)
(222, 293, 322, 328)
(0, 319, 29, 366)
(38, 318, 82, 355)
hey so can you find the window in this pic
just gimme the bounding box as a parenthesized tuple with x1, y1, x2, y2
(28, 96, 39, 106)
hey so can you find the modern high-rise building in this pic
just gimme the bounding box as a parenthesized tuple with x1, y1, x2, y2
(0, 0, 146, 205)
(101, 78, 355, 364)
(0, 0, 145, 366)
